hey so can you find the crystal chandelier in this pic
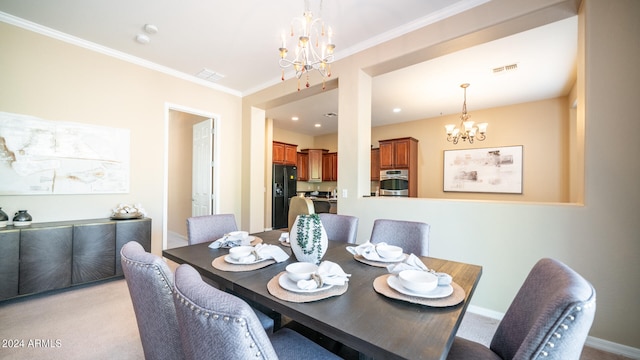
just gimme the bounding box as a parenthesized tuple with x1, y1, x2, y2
(445, 83, 488, 144)
(278, 0, 335, 91)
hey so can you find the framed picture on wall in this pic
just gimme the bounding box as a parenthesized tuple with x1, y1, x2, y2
(443, 145, 523, 194)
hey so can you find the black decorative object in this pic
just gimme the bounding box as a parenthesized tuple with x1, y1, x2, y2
(13, 210, 32, 226)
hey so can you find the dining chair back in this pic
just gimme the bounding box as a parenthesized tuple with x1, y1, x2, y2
(318, 213, 359, 244)
(369, 219, 430, 256)
(186, 214, 238, 245)
(121, 241, 185, 360)
(288, 196, 315, 230)
(173, 264, 342, 360)
(447, 258, 596, 360)
(313, 200, 331, 213)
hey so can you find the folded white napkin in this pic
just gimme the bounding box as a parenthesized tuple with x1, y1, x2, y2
(296, 261, 351, 290)
(345, 242, 390, 261)
(278, 232, 290, 244)
(234, 244, 290, 263)
(386, 254, 453, 285)
(386, 253, 429, 274)
(208, 235, 251, 249)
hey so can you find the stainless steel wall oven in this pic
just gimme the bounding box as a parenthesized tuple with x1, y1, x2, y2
(379, 169, 409, 196)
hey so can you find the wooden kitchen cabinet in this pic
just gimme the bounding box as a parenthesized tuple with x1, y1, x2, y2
(371, 148, 380, 181)
(297, 152, 309, 181)
(379, 137, 418, 170)
(322, 152, 338, 181)
(273, 141, 298, 165)
(300, 149, 327, 182)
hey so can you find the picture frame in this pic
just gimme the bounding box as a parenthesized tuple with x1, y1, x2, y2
(443, 145, 523, 194)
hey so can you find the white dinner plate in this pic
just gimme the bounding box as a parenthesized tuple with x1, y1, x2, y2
(387, 275, 453, 299)
(278, 273, 334, 293)
(224, 254, 268, 265)
(363, 253, 407, 263)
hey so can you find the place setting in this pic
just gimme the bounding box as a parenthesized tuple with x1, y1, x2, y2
(267, 261, 350, 303)
(346, 242, 408, 267)
(208, 231, 263, 249)
(277, 232, 291, 247)
(372, 254, 466, 307)
(211, 242, 290, 272)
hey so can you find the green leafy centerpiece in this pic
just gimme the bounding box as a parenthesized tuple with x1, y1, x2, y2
(290, 214, 328, 264)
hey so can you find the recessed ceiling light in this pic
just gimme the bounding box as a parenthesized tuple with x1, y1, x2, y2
(144, 24, 158, 34)
(135, 34, 150, 44)
(393, 108, 402, 113)
(291, 116, 299, 121)
(314, 124, 321, 127)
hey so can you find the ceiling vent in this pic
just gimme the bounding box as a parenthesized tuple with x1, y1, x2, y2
(492, 63, 518, 74)
(324, 112, 338, 118)
(196, 68, 225, 82)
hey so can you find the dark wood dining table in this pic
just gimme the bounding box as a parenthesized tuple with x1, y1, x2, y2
(162, 230, 482, 360)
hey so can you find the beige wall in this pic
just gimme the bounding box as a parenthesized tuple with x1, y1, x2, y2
(244, 0, 640, 351)
(0, 22, 244, 254)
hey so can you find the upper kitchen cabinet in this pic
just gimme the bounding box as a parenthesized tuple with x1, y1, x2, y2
(300, 149, 327, 182)
(273, 141, 298, 165)
(371, 148, 380, 181)
(297, 152, 309, 181)
(322, 152, 338, 181)
(379, 137, 418, 170)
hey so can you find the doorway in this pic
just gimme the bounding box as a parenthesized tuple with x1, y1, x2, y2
(164, 104, 219, 249)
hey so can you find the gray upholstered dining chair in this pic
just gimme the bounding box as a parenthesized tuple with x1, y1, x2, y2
(369, 218, 430, 256)
(172, 264, 342, 360)
(121, 241, 186, 360)
(447, 258, 596, 360)
(186, 213, 238, 245)
(318, 213, 359, 244)
(313, 200, 331, 213)
(121, 242, 274, 355)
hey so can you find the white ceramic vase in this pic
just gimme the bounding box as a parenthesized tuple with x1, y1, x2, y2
(289, 214, 328, 265)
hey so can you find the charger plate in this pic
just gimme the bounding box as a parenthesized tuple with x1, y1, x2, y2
(267, 272, 348, 303)
(373, 274, 465, 307)
(212, 255, 275, 272)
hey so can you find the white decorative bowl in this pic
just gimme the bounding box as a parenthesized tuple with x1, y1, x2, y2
(285, 262, 318, 281)
(398, 270, 438, 294)
(228, 246, 254, 260)
(376, 244, 403, 259)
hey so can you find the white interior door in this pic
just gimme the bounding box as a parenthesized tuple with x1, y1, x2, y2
(192, 119, 213, 216)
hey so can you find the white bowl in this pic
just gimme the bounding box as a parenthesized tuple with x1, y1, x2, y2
(227, 231, 249, 240)
(285, 262, 318, 281)
(376, 244, 403, 259)
(398, 270, 438, 294)
(228, 246, 254, 260)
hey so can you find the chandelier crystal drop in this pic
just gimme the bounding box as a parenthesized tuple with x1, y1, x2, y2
(445, 83, 488, 144)
(278, 0, 335, 91)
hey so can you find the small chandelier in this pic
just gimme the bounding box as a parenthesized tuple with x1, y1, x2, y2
(445, 83, 488, 144)
(278, 0, 335, 91)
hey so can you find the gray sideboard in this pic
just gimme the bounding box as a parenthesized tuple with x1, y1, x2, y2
(0, 217, 151, 301)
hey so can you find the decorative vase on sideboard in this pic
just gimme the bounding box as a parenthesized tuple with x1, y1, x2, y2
(289, 214, 328, 265)
(13, 210, 32, 226)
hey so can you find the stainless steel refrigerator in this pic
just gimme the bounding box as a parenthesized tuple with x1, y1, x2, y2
(272, 164, 297, 229)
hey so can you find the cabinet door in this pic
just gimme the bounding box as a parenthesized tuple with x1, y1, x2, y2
(371, 148, 380, 180)
(273, 142, 285, 163)
(394, 139, 411, 168)
(115, 218, 152, 276)
(379, 141, 394, 169)
(284, 145, 298, 165)
(19, 226, 73, 295)
(297, 152, 309, 181)
(0, 229, 20, 300)
(330, 153, 338, 180)
(72, 223, 116, 284)
(308, 149, 323, 182)
(322, 153, 337, 181)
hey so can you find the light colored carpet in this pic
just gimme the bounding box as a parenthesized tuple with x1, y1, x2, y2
(0, 277, 632, 360)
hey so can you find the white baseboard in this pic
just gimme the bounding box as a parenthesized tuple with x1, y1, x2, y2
(466, 306, 640, 359)
(167, 230, 187, 241)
